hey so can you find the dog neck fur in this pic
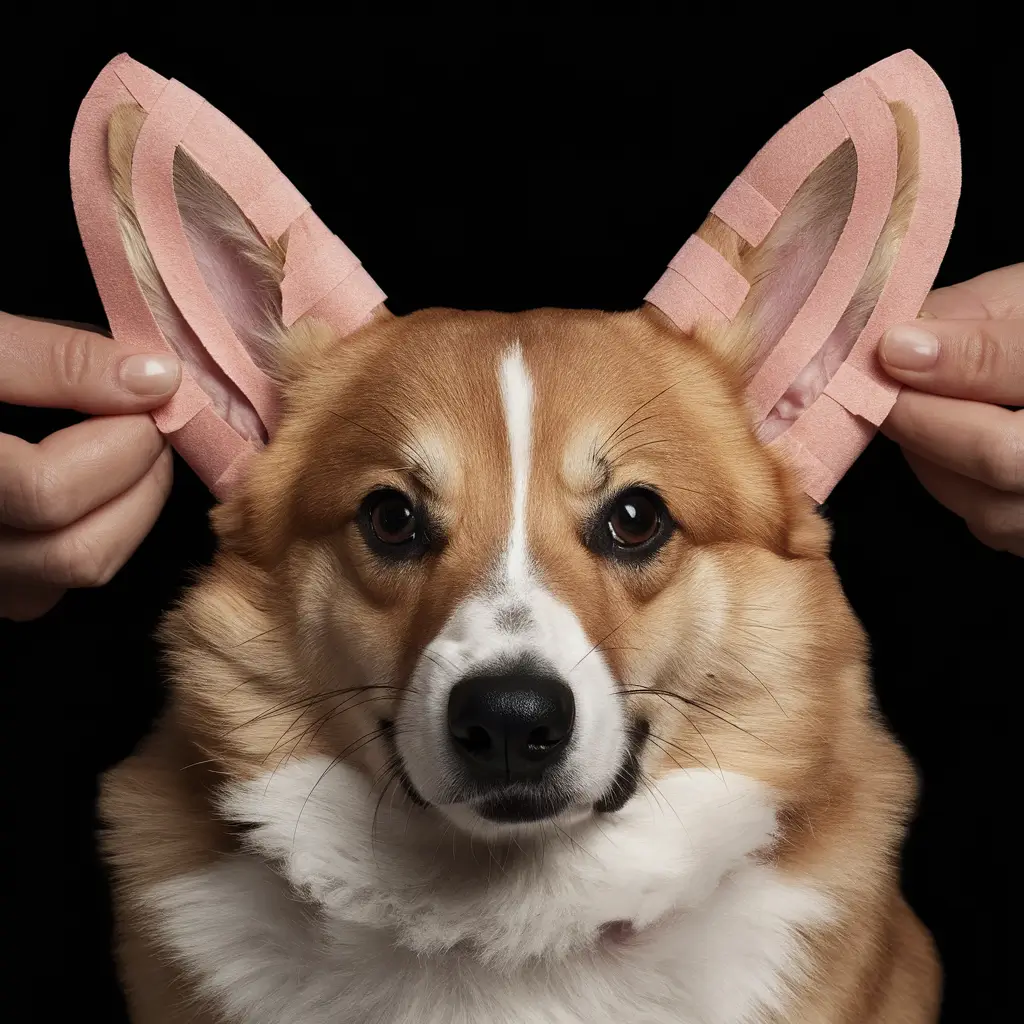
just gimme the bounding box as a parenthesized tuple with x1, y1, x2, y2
(142, 759, 831, 1024)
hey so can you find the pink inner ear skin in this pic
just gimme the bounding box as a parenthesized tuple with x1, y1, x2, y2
(183, 223, 275, 444)
(154, 308, 268, 446)
(744, 234, 844, 385)
(747, 227, 854, 444)
(759, 318, 861, 443)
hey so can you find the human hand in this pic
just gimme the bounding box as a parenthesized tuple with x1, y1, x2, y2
(1, 313, 180, 620)
(880, 264, 1024, 556)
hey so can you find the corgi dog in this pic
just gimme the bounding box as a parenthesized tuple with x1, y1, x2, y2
(97, 89, 939, 1024)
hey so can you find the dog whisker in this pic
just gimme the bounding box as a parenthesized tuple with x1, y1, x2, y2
(228, 623, 288, 649)
(717, 648, 788, 716)
(595, 381, 680, 461)
(569, 610, 639, 674)
(620, 687, 779, 753)
(291, 727, 390, 846)
(224, 685, 405, 739)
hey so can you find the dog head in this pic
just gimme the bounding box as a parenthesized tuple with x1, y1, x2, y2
(106, 96, 916, 845)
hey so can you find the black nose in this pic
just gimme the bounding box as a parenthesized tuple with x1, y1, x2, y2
(447, 669, 575, 783)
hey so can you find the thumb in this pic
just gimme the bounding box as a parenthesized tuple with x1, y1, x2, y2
(0, 312, 181, 414)
(921, 264, 1024, 320)
(916, 282, 992, 321)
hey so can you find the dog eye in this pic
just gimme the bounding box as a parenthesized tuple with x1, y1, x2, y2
(607, 490, 661, 547)
(587, 487, 672, 563)
(367, 490, 417, 545)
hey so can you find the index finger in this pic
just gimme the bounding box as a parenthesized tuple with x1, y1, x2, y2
(921, 264, 1024, 320)
(882, 389, 1024, 493)
(0, 311, 180, 413)
(0, 415, 166, 530)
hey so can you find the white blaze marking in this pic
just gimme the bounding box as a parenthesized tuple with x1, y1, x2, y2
(498, 343, 533, 589)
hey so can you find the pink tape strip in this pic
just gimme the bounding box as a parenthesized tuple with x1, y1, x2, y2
(245, 173, 311, 243)
(742, 97, 849, 217)
(302, 267, 389, 337)
(766, 51, 961, 498)
(709, 96, 852, 249)
(645, 235, 749, 332)
(823, 51, 962, 422)
(130, 79, 280, 435)
(179, 103, 311, 245)
(69, 57, 214, 444)
(772, 395, 876, 504)
(772, 400, 876, 504)
(667, 236, 749, 319)
(112, 57, 384, 339)
(111, 58, 303, 235)
(711, 176, 779, 247)
(645, 274, 729, 333)
(646, 97, 851, 342)
(114, 61, 314, 246)
(643, 50, 959, 504)
(168, 81, 384, 330)
(110, 54, 163, 109)
(169, 406, 255, 502)
(72, 53, 390, 498)
(282, 210, 357, 324)
(211, 445, 259, 501)
(746, 74, 898, 421)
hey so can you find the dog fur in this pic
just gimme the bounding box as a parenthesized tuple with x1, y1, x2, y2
(98, 98, 939, 1023)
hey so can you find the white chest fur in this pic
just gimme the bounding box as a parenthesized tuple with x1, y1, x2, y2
(145, 762, 830, 1024)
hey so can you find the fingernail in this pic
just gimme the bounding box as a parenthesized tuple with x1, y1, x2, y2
(882, 325, 939, 371)
(118, 353, 181, 395)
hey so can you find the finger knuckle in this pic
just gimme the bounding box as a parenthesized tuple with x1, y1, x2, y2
(23, 463, 68, 529)
(979, 426, 1024, 491)
(51, 328, 102, 390)
(44, 534, 116, 589)
(1, 462, 67, 529)
(957, 328, 1002, 388)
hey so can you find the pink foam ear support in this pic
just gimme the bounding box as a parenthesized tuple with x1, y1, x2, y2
(645, 50, 961, 503)
(70, 54, 385, 499)
(71, 52, 958, 506)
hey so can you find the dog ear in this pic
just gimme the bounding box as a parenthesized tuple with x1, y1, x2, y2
(73, 54, 389, 498)
(686, 103, 919, 445)
(642, 51, 959, 504)
(108, 106, 392, 435)
(108, 103, 287, 444)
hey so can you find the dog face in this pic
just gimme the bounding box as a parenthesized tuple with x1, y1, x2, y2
(154, 296, 871, 854)
(108, 97, 917, 840)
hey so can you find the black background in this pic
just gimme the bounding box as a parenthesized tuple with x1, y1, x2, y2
(0, 19, 1017, 1023)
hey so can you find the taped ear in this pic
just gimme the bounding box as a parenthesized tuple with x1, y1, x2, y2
(71, 54, 387, 499)
(645, 50, 960, 503)
(108, 103, 284, 445)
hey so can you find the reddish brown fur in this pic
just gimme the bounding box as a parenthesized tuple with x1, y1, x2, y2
(100, 95, 939, 1023)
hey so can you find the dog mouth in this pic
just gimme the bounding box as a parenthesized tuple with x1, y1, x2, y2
(474, 787, 572, 824)
(381, 717, 649, 824)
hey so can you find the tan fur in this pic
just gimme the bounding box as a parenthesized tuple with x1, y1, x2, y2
(99, 97, 939, 1023)
(100, 718, 226, 1023)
